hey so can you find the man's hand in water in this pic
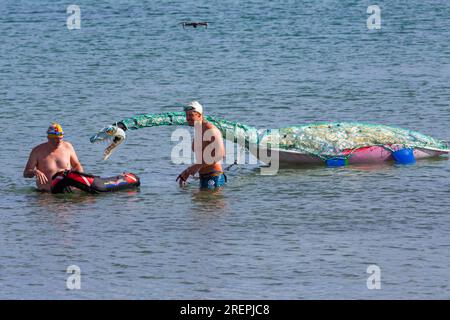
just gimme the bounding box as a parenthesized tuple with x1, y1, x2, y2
(176, 165, 201, 186)
(34, 169, 48, 185)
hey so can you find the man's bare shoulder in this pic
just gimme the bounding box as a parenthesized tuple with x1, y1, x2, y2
(205, 121, 221, 132)
(62, 141, 80, 155)
(32, 142, 48, 153)
(62, 141, 75, 149)
(205, 122, 223, 138)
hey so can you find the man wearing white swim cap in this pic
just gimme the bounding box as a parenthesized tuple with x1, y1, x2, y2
(184, 100, 203, 115)
(176, 101, 226, 189)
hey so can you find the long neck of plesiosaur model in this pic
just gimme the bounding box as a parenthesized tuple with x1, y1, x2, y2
(116, 112, 261, 149)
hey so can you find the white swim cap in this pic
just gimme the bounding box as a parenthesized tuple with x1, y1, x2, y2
(184, 100, 203, 114)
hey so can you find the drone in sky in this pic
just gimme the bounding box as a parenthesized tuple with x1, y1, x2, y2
(180, 21, 209, 29)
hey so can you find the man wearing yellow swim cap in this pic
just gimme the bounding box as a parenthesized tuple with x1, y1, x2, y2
(23, 123, 84, 192)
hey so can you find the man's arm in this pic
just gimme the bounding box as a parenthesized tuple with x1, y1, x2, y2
(212, 127, 225, 161)
(68, 143, 84, 172)
(23, 146, 48, 185)
(23, 148, 38, 178)
(203, 126, 225, 164)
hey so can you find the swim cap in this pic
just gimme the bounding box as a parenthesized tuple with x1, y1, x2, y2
(47, 123, 64, 138)
(184, 100, 203, 114)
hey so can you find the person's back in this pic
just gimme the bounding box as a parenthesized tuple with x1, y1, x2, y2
(23, 123, 83, 192)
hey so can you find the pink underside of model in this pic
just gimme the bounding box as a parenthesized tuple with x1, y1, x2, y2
(274, 145, 449, 165)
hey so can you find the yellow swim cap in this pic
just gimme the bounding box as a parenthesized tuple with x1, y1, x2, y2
(47, 123, 64, 138)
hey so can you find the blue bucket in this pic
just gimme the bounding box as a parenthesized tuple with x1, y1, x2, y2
(326, 158, 348, 167)
(392, 148, 416, 164)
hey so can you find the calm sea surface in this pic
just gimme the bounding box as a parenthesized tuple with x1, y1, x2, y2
(1, 0, 450, 299)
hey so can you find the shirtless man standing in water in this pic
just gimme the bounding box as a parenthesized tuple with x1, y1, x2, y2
(23, 123, 84, 192)
(176, 101, 226, 189)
